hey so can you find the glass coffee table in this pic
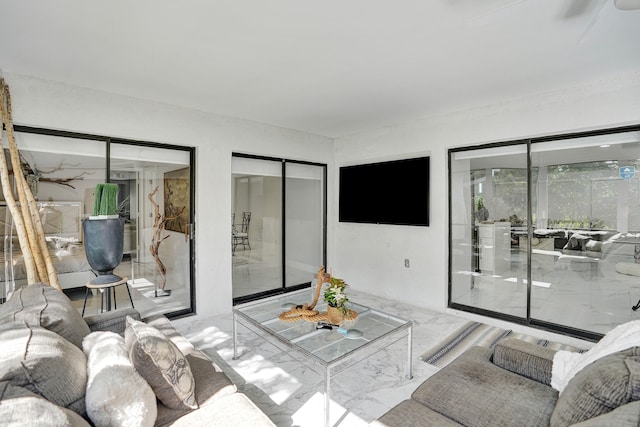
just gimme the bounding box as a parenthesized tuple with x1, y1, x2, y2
(232, 290, 413, 427)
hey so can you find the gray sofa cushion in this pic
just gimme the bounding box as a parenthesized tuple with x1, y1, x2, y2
(0, 322, 87, 415)
(155, 353, 237, 426)
(182, 353, 236, 404)
(159, 392, 275, 427)
(374, 399, 463, 427)
(0, 283, 90, 348)
(0, 382, 91, 427)
(493, 338, 556, 385)
(412, 346, 558, 427)
(84, 307, 141, 335)
(550, 347, 640, 427)
(571, 401, 640, 426)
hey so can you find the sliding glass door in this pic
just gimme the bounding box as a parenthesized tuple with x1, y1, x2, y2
(530, 130, 640, 335)
(0, 132, 105, 301)
(231, 154, 326, 303)
(285, 162, 326, 288)
(110, 142, 193, 317)
(449, 125, 640, 339)
(231, 156, 283, 298)
(449, 143, 528, 319)
(1, 127, 195, 318)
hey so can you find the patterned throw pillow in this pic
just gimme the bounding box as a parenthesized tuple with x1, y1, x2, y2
(124, 316, 197, 411)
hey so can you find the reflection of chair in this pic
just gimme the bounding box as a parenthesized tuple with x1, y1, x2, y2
(231, 213, 236, 254)
(233, 211, 251, 251)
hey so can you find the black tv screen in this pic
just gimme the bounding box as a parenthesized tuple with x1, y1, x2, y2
(339, 156, 430, 226)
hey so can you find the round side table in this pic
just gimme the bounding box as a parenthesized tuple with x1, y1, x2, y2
(82, 276, 134, 316)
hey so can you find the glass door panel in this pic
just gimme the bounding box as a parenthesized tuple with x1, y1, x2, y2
(2, 129, 194, 317)
(1, 132, 105, 300)
(232, 157, 283, 298)
(110, 143, 192, 316)
(530, 131, 640, 334)
(285, 163, 326, 288)
(449, 144, 528, 318)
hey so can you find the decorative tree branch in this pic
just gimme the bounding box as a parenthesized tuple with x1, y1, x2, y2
(0, 78, 60, 290)
(148, 186, 185, 291)
(38, 176, 90, 189)
(12, 152, 95, 192)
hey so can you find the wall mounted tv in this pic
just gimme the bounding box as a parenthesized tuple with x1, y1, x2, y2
(339, 156, 430, 226)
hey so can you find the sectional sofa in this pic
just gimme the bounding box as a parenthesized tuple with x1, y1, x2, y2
(0, 283, 275, 426)
(374, 336, 640, 426)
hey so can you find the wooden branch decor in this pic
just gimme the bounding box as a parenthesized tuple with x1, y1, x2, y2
(278, 266, 358, 324)
(148, 186, 185, 293)
(0, 78, 61, 290)
(17, 155, 95, 191)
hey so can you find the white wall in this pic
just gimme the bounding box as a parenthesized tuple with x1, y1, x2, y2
(4, 69, 639, 317)
(333, 71, 640, 312)
(0, 71, 334, 316)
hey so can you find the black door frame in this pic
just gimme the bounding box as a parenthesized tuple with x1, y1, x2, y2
(232, 152, 328, 305)
(447, 123, 640, 341)
(11, 125, 196, 319)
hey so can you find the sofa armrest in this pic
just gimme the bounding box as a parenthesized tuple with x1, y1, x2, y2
(492, 338, 557, 385)
(84, 308, 141, 335)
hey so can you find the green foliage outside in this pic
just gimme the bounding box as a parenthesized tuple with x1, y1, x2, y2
(475, 159, 640, 231)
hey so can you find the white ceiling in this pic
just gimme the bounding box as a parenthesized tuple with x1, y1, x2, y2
(0, 0, 639, 138)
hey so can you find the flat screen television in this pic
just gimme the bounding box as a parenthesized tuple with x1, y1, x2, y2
(339, 156, 430, 226)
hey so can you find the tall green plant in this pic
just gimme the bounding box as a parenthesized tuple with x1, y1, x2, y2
(92, 183, 119, 216)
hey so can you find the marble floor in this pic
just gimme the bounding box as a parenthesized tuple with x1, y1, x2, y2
(451, 248, 640, 335)
(236, 244, 640, 338)
(66, 269, 190, 319)
(172, 289, 592, 427)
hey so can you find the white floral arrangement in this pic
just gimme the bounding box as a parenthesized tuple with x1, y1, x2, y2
(324, 277, 349, 314)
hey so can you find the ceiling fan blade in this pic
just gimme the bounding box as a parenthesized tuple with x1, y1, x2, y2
(563, 0, 606, 19)
(614, 0, 640, 10)
(449, 0, 526, 25)
(564, 0, 595, 18)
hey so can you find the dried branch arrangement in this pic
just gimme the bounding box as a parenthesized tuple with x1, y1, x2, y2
(20, 155, 94, 192)
(0, 78, 60, 290)
(148, 186, 185, 291)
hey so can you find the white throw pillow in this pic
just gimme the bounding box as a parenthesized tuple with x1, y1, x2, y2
(551, 319, 640, 393)
(83, 331, 157, 427)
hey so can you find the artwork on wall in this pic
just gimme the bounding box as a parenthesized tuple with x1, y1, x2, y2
(163, 167, 190, 233)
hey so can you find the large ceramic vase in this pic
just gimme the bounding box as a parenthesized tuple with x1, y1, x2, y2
(83, 217, 125, 285)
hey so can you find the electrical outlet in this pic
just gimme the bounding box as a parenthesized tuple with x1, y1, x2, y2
(404, 259, 410, 268)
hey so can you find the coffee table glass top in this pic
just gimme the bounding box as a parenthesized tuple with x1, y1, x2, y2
(233, 290, 411, 364)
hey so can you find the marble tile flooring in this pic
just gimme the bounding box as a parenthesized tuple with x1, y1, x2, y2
(67, 271, 190, 319)
(172, 290, 592, 427)
(451, 248, 640, 335)
(236, 242, 640, 337)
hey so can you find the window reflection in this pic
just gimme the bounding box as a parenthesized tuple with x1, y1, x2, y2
(450, 128, 640, 337)
(1, 129, 194, 318)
